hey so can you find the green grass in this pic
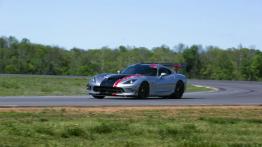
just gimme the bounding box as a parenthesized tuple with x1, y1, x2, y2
(0, 107, 262, 146)
(0, 76, 87, 96)
(186, 84, 213, 92)
(0, 76, 211, 96)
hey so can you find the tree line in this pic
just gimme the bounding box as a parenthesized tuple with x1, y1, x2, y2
(0, 36, 262, 80)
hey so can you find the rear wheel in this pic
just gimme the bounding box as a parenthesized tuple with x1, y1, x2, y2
(169, 81, 184, 99)
(136, 82, 149, 98)
(92, 95, 105, 99)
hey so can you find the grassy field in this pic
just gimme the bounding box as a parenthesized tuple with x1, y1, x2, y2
(0, 76, 210, 96)
(0, 106, 261, 146)
(186, 84, 212, 92)
(0, 76, 87, 96)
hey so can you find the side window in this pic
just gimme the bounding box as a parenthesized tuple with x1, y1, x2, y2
(158, 67, 172, 76)
(144, 67, 157, 76)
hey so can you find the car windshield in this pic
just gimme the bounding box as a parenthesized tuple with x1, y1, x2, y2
(120, 64, 157, 76)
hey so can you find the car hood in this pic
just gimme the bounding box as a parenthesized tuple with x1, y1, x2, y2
(94, 73, 141, 87)
(95, 73, 125, 83)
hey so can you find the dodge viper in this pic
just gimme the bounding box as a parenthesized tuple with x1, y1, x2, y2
(87, 63, 187, 99)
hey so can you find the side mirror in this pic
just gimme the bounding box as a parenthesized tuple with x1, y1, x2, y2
(160, 72, 167, 78)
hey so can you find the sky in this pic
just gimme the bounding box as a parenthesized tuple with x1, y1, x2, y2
(0, 0, 261, 50)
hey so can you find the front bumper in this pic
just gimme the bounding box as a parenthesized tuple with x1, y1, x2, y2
(88, 85, 139, 97)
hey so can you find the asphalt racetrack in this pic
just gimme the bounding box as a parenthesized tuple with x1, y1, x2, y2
(0, 80, 262, 107)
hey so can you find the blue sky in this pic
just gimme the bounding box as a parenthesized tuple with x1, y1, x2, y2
(0, 0, 261, 50)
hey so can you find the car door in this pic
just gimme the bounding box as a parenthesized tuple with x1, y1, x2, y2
(155, 67, 175, 95)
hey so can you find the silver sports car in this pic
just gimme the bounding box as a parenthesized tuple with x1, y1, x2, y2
(87, 63, 187, 99)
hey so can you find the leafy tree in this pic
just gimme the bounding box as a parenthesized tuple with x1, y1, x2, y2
(0, 36, 261, 81)
(182, 45, 201, 78)
(251, 53, 262, 80)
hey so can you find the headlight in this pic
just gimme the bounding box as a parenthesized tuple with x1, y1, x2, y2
(123, 79, 137, 84)
(91, 77, 96, 83)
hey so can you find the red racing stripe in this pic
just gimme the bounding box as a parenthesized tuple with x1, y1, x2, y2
(150, 64, 158, 69)
(113, 74, 141, 87)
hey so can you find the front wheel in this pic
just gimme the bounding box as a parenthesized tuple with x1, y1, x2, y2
(92, 95, 105, 99)
(136, 82, 149, 99)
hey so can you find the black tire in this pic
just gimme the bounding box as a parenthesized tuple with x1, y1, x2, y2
(92, 95, 105, 99)
(136, 82, 149, 98)
(169, 81, 184, 99)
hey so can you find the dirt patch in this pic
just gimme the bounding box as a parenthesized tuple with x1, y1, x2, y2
(0, 105, 261, 113)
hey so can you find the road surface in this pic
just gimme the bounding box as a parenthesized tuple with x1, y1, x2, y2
(0, 80, 262, 107)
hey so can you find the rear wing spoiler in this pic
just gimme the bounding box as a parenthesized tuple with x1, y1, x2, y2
(160, 63, 187, 72)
